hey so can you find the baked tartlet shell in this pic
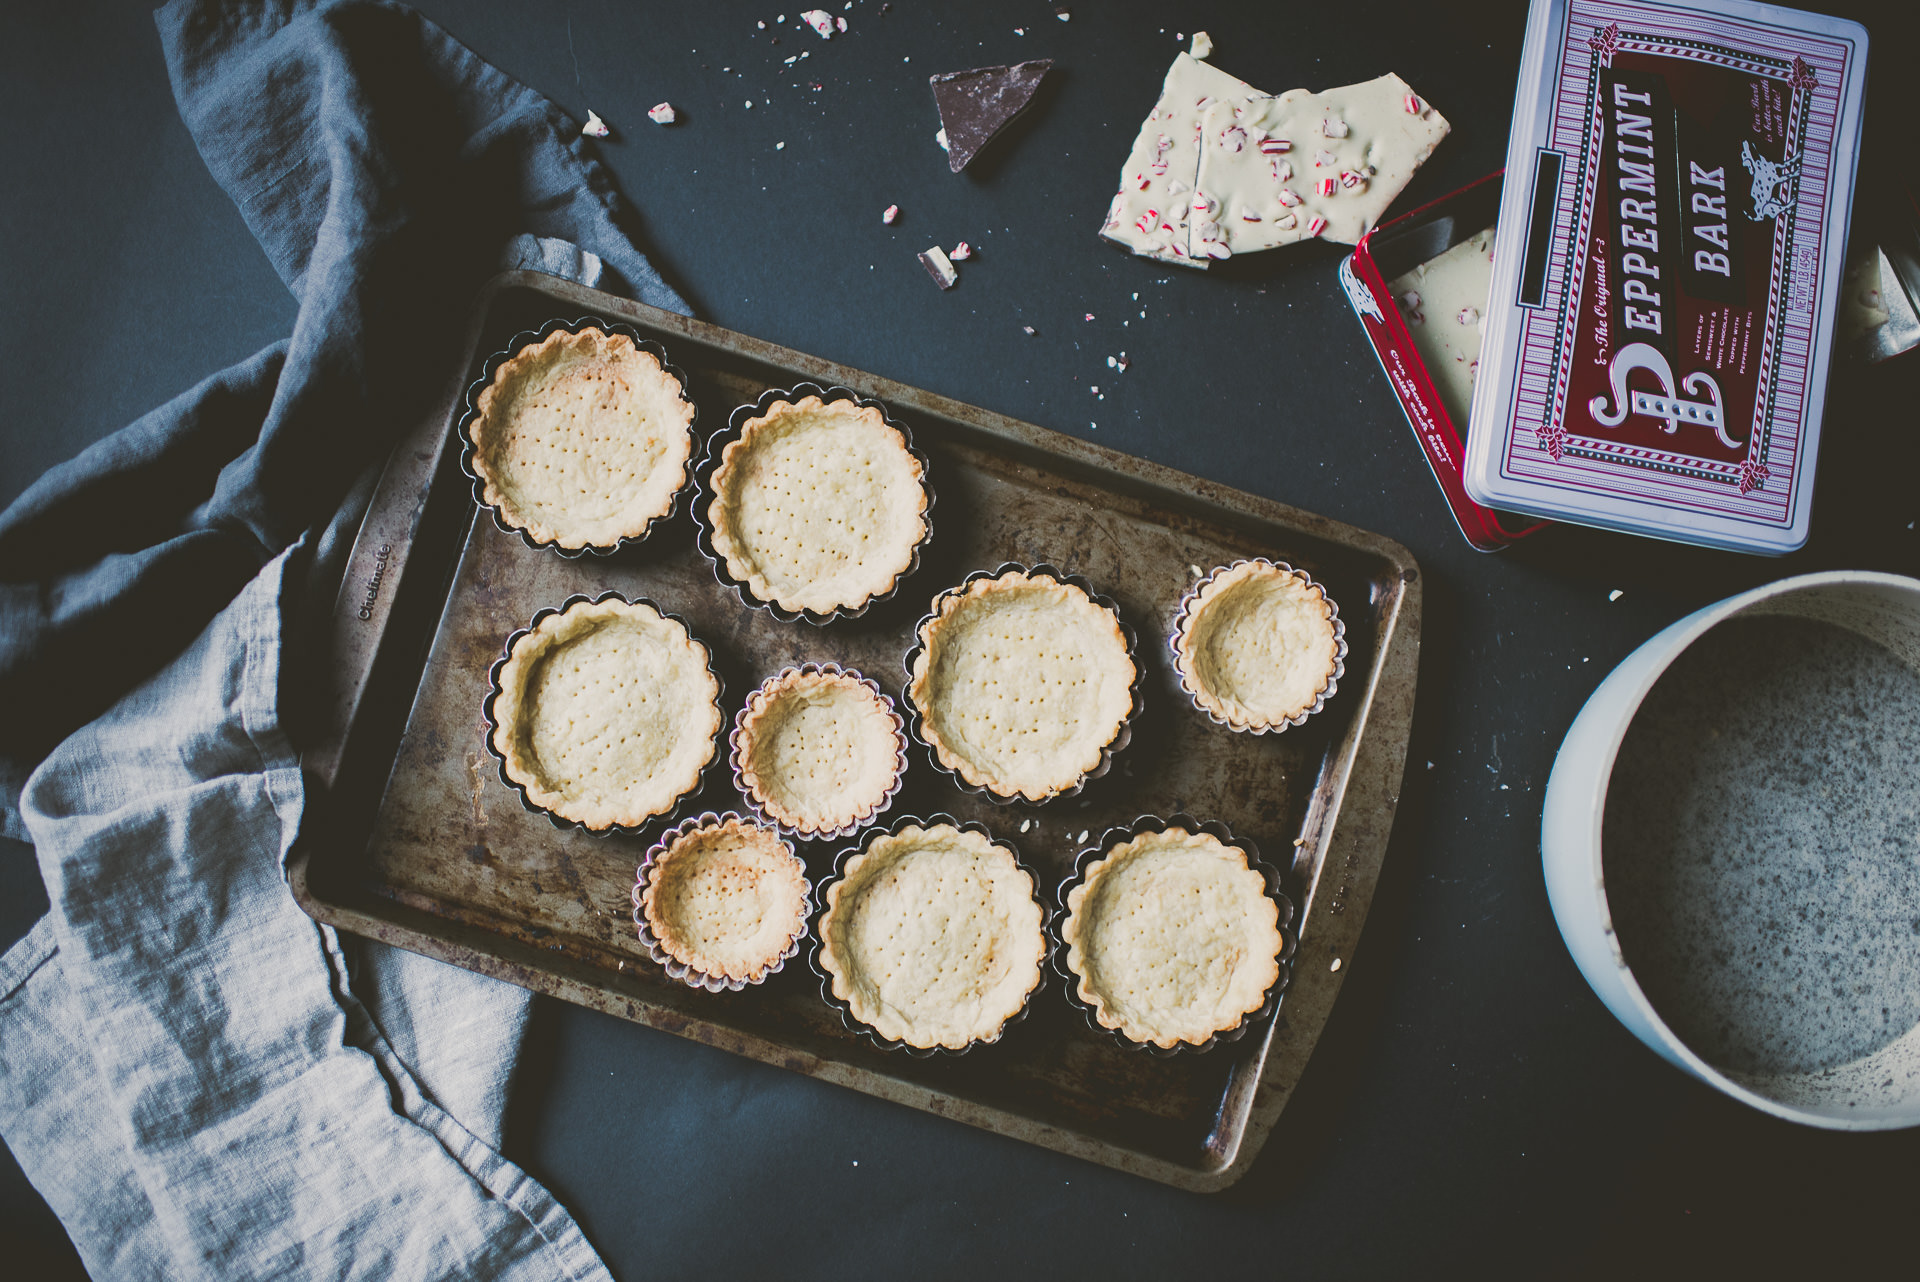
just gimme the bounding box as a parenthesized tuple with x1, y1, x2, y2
(692, 382, 935, 625)
(458, 316, 697, 558)
(481, 591, 723, 836)
(902, 563, 1145, 805)
(729, 663, 910, 841)
(1169, 559, 1348, 734)
(1053, 814, 1297, 1057)
(808, 813, 1045, 1057)
(631, 811, 812, 992)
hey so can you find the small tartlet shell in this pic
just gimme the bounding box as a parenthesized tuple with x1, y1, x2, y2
(693, 383, 933, 624)
(1055, 816, 1296, 1055)
(483, 593, 722, 833)
(461, 319, 697, 556)
(730, 664, 908, 840)
(632, 812, 811, 992)
(812, 816, 1046, 1055)
(1170, 559, 1347, 734)
(904, 564, 1142, 804)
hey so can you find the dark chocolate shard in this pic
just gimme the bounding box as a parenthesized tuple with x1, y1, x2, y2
(928, 59, 1054, 173)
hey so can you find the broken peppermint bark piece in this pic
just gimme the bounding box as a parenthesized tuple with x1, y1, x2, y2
(929, 59, 1054, 173)
(1100, 51, 1297, 268)
(1387, 226, 1496, 429)
(920, 245, 959, 289)
(1190, 73, 1448, 256)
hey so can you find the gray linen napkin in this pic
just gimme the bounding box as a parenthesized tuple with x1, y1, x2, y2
(0, 0, 690, 1275)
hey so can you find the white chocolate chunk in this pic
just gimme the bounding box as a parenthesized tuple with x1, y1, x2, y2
(1191, 73, 1448, 254)
(1387, 226, 1496, 429)
(1099, 53, 1283, 268)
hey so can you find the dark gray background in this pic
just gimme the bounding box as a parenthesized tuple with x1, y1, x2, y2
(5, 1, 1919, 1277)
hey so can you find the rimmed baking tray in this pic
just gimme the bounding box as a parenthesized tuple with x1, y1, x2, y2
(293, 270, 1421, 1193)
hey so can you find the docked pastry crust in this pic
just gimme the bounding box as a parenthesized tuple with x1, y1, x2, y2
(1062, 828, 1281, 1049)
(469, 327, 695, 550)
(638, 816, 809, 983)
(818, 822, 1045, 1050)
(907, 569, 1135, 802)
(707, 395, 928, 615)
(1174, 560, 1340, 731)
(734, 667, 904, 837)
(490, 597, 720, 829)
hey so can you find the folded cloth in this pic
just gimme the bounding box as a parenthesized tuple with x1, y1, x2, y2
(0, 0, 690, 1275)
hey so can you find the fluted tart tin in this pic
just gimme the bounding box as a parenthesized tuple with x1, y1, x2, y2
(632, 811, 812, 993)
(729, 663, 910, 841)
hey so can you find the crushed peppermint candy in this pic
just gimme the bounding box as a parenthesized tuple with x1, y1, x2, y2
(1306, 215, 1328, 237)
(801, 9, 834, 36)
(1258, 137, 1291, 155)
(936, 128, 949, 152)
(836, 15, 847, 31)
(919, 246, 959, 289)
(1457, 306, 1481, 325)
(1271, 159, 1294, 182)
(950, 241, 973, 260)
(1314, 149, 1338, 168)
(1322, 117, 1351, 139)
(1404, 93, 1425, 116)
(1220, 125, 1247, 153)
(648, 102, 677, 125)
(1277, 187, 1302, 207)
(1023, 325, 1036, 334)
(1084, 313, 1095, 321)
(582, 110, 611, 138)
(1316, 177, 1337, 197)
(882, 204, 899, 224)
(1055, 6, 1071, 20)
(1115, 353, 1130, 371)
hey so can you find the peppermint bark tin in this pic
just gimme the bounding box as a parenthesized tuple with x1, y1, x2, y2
(1463, 0, 1867, 554)
(1342, 173, 1551, 551)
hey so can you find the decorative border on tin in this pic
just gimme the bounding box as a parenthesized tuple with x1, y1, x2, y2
(457, 316, 698, 558)
(1052, 814, 1297, 1057)
(480, 591, 724, 837)
(631, 811, 812, 992)
(691, 382, 934, 626)
(901, 562, 1145, 806)
(808, 813, 1045, 1057)
(729, 663, 910, 841)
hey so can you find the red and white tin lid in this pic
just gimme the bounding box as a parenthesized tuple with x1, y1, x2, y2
(1464, 0, 1868, 554)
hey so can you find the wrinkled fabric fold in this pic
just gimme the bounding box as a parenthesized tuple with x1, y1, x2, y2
(0, 0, 690, 1274)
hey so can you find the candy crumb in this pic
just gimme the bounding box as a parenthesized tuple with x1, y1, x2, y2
(1022, 325, 1036, 335)
(920, 245, 958, 289)
(936, 128, 949, 152)
(950, 242, 973, 261)
(882, 204, 899, 224)
(647, 102, 677, 125)
(582, 110, 611, 138)
(1190, 31, 1212, 57)
(1084, 313, 1095, 321)
(801, 9, 834, 37)
(1055, 7, 1071, 20)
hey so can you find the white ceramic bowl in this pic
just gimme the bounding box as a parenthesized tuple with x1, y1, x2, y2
(1542, 570, 1920, 1129)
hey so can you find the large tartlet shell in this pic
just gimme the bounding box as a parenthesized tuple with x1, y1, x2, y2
(1172, 559, 1345, 733)
(1062, 826, 1284, 1050)
(907, 568, 1137, 802)
(468, 326, 696, 550)
(489, 596, 721, 830)
(731, 665, 907, 838)
(635, 814, 810, 987)
(817, 821, 1046, 1051)
(707, 394, 929, 615)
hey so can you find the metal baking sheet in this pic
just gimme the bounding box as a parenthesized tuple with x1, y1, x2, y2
(292, 270, 1421, 1193)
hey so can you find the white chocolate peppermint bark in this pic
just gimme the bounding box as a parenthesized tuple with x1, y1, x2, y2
(1099, 53, 1271, 268)
(1388, 226, 1496, 430)
(1191, 73, 1449, 255)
